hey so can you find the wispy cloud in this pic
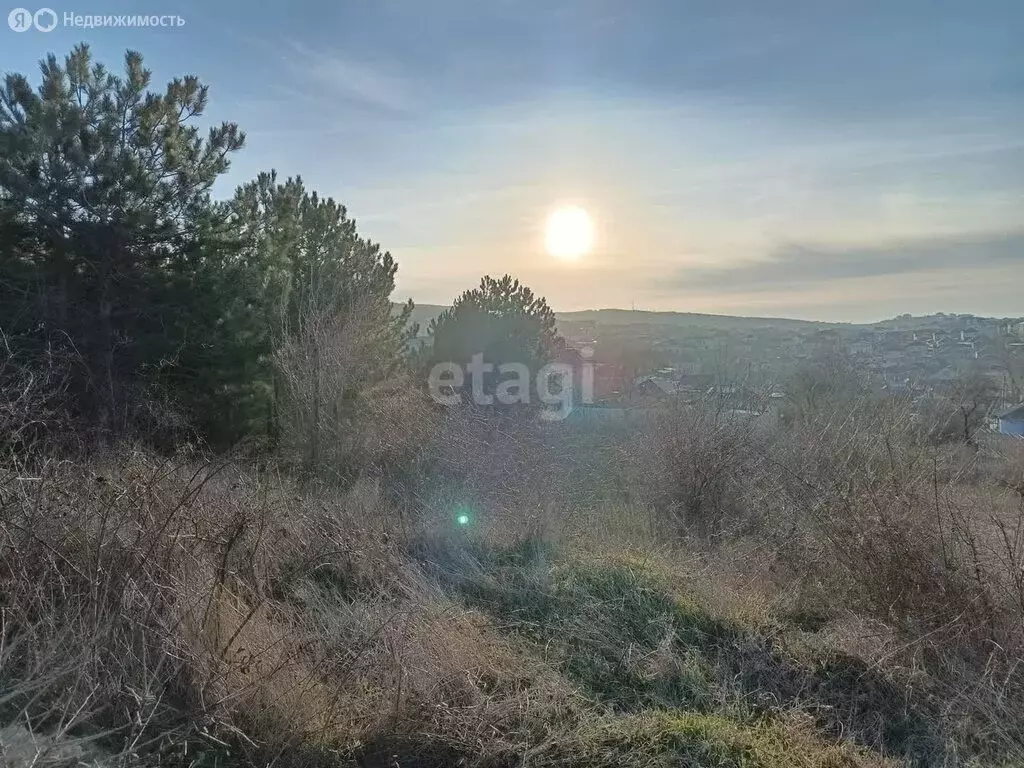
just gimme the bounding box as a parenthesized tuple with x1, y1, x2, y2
(284, 40, 414, 114)
(667, 230, 1024, 293)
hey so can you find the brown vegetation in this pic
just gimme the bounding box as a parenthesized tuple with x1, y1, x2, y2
(2, 387, 1023, 766)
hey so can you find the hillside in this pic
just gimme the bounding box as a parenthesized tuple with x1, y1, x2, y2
(555, 308, 848, 332)
(400, 305, 846, 336)
(398, 303, 449, 334)
(401, 304, 1022, 338)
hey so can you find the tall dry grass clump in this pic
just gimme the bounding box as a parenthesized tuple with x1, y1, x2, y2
(633, 393, 1024, 761)
(0, 448, 574, 766)
(629, 399, 775, 539)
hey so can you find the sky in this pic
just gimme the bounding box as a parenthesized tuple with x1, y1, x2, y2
(4, 0, 1023, 322)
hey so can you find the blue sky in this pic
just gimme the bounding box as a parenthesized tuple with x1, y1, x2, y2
(4, 0, 1023, 321)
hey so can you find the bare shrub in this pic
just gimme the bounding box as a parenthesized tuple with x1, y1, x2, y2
(274, 296, 435, 484)
(913, 372, 1001, 445)
(630, 398, 776, 538)
(774, 400, 1024, 653)
(0, 331, 81, 459)
(784, 411, 1024, 759)
(633, 389, 1024, 760)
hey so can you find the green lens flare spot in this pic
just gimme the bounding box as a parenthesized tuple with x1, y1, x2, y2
(456, 513, 470, 526)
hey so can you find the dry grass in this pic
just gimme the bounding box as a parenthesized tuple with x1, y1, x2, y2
(0, 447, 577, 766)
(632, 395, 1024, 764)
(2, 389, 1023, 766)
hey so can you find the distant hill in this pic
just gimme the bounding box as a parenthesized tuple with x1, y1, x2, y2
(396, 304, 847, 335)
(396, 303, 448, 335)
(395, 304, 1020, 337)
(555, 308, 848, 332)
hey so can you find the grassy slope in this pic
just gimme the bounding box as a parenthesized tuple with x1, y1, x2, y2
(402, 534, 916, 768)
(0, 448, 1005, 767)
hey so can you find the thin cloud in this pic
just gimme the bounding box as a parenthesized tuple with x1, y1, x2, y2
(284, 40, 414, 114)
(668, 230, 1024, 293)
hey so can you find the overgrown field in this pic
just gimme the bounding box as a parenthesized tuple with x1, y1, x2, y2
(2, 403, 1022, 767)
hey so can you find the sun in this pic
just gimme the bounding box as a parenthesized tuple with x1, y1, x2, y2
(545, 206, 594, 260)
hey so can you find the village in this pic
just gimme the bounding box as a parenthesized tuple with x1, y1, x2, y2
(553, 310, 1024, 435)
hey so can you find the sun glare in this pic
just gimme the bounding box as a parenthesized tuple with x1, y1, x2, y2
(545, 206, 594, 260)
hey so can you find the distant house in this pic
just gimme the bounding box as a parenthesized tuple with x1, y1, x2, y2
(677, 373, 715, 395)
(998, 404, 1024, 437)
(632, 376, 681, 398)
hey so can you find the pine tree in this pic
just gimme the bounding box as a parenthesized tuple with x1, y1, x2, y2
(0, 45, 415, 449)
(210, 172, 414, 446)
(428, 275, 560, 405)
(0, 44, 244, 438)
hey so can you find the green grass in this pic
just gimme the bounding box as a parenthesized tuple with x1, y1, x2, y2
(413, 532, 942, 766)
(554, 710, 886, 767)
